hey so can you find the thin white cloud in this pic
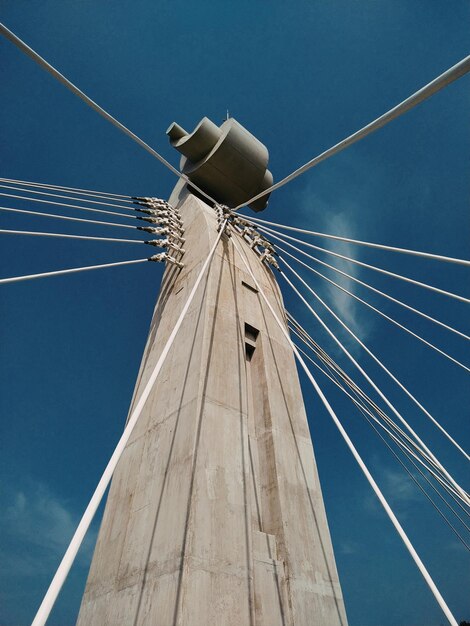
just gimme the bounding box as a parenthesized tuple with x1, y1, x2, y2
(291, 183, 375, 360)
(320, 211, 365, 332)
(362, 463, 423, 519)
(447, 539, 468, 553)
(339, 540, 361, 555)
(381, 467, 422, 505)
(0, 479, 96, 578)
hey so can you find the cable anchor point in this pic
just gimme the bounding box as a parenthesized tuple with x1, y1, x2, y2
(147, 253, 184, 268)
(215, 204, 233, 237)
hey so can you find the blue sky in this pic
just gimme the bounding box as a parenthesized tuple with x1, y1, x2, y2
(0, 1, 469, 624)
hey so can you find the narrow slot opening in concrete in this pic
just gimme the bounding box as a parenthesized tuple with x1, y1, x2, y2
(244, 323, 259, 343)
(242, 280, 258, 293)
(245, 343, 255, 362)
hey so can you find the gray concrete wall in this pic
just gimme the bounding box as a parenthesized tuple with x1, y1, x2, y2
(77, 191, 348, 626)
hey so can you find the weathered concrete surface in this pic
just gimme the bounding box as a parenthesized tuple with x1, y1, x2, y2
(77, 189, 348, 626)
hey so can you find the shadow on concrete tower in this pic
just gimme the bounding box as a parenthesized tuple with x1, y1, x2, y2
(77, 117, 348, 626)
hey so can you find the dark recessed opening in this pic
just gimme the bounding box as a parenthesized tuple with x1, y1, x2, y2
(242, 280, 258, 293)
(245, 323, 259, 342)
(245, 343, 255, 362)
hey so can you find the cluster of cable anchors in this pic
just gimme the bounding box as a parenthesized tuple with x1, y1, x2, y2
(134, 196, 185, 268)
(214, 203, 279, 269)
(228, 211, 279, 270)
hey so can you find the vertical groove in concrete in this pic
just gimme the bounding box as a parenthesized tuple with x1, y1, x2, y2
(77, 190, 348, 626)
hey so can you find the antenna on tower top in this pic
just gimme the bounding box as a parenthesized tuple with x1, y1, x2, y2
(226, 109, 230, 120)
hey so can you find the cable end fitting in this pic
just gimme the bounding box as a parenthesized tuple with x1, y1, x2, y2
(261, 251, 280, 270)
(148, 253, 184, 269)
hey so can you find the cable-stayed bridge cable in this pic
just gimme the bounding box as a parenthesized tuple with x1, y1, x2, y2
(284, 263, 470, 470)
(0, 176, 135, 202)
(0, 23, 219, 207)
(231, 235, 459, 626)
(265, 227, 470, 341)
(0, 259, 149, 285)
(235, 54, 470, 210)
(279, 257, 470, 489)
(282, 261, 470, 497)
(258, 224, 470, 304)
(0, 228, 145, 245)
(30, 221, 227, 626)
(242, 214, 470, 267)
(356, 404, 470, 550)
(276, 242, 470, 374)
(288, 327, 467, 498)
(286, 289, 467, 504)
(0, 191, 140, 221)
(0, 205, 139, 231)
(287, 312, 470, 508)
(289, 328, 442, 471)
(0, 183, 140, 212)
(292, 336, 470, 544)
(290, 324, 470, 528)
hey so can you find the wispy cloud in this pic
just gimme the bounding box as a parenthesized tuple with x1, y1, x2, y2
(319, 211, 364, 332)
(381, 466, 422, 505)
(362, 464, 423, 518)
(447, 539, 469, 553)
(0, 479, 96, 589)
(290, 182, 375, 359)
(339, 539, 361, 555)
(0, 479, 98, 624)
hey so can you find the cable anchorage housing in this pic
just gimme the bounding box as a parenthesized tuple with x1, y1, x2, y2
(215, 204, 233, 236)
(136, 197, 185, 268)
(231, 213, 279, 269)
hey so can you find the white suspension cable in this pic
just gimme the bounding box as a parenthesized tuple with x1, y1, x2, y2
(259, 224, 470, 304)
(288, 312, 470, 515)
(0, 183, 139, 212)
(290, 325, 470, 523)
(290, 328, 434, 464)
(287, 289, 470, 511)
(0, 258, 149, 285)
(284, 266, 470, 477)
(357, 405, 470, 550)
(0, 191, 140, 221)
(288, 324, 467, 498)
(279, 258, 470, 496)
(277, 242, 470, 374)
(0, 228, 145, 245)
(335, 375, 470, 544)
(241, 213, 470, 267)
(0, 23, 219, 207)
(231, 235, 458, 626)
(0, 176, 135, 202)
(267, 227, 470, 341)
(292, 337, 470, 543)
(289, 322, 434, 459)
(30, 222, 226, 626)
(235, 54, 470, 210)
(0, 205, 139, 231)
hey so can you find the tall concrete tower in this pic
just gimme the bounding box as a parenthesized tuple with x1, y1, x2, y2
(77, 118, 347, 626)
